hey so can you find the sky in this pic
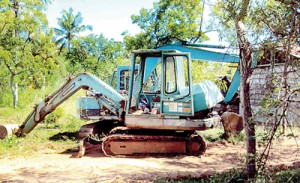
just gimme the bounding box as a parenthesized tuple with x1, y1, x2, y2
(46, 0, 158, 41)
(46, 0, 220, 44)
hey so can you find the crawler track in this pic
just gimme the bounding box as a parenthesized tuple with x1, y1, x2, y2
(102, 133, 206, 156)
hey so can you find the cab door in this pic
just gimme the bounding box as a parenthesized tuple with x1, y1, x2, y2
(160, 53, 194, 116)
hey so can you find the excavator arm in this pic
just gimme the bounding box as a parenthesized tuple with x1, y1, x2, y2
(16, 72, 125, 137)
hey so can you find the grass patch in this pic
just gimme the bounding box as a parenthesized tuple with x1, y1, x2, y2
(0, 121, 82, 158)
(199, 127, 245, 144)
(155, 168, 244, 183)
(199, 124, 298, 145)
(198, 127, 224, 142)
(155, 168, 300, 183)
(270, 168, 300, 182)
(0, 88, 87, 158)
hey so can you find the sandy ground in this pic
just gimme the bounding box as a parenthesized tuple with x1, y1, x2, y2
(0, 138, 299, 183)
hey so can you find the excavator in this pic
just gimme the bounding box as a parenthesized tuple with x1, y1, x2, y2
(0, 43, 240, 157)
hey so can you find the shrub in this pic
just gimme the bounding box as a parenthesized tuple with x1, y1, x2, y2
(44, 107, 64, 125)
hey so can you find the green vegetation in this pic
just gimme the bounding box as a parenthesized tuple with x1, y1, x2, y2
(0, 120, 81, 158)
(0, 88, 86, 158)
(155, 168, 300, 183)
(199, 128, 224, 142)
(124, 0, 205, 50)
(54, 7, 93, 53)
(201, 125, 299, 144)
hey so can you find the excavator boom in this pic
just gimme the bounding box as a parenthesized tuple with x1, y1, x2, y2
(13, 73, 125, 137)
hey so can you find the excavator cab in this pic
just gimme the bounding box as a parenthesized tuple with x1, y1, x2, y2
(109, 65, 139, 92)
(126, 50, 194, 117)
(124, 49, 221, 131)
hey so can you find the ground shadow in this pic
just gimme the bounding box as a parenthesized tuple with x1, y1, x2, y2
(49, 131, 78, 141)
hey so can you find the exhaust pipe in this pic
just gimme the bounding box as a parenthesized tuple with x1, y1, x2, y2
(0, 124, 19, 139)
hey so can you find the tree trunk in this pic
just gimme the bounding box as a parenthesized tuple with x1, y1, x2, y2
(10, 74, 18, 108)
(235, 20, 256, 179)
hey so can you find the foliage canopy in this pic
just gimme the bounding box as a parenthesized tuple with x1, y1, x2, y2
(124, 0, 207, 50)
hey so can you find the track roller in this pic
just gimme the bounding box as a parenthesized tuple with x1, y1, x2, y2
(186, 134, 206, 155)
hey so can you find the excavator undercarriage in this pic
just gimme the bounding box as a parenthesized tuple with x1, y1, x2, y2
(102, 132, 206, 156)
(77, 122, 206, 157)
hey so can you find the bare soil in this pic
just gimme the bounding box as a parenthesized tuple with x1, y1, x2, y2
(0, 138, 299, 183)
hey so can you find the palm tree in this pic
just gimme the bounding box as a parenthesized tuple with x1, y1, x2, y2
(54, 8, 92, 54)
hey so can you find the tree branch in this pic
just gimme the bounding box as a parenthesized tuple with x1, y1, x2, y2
(237, 0, 250, 21)
(0, 22, 7, 33)
(3, 59, 16, 75)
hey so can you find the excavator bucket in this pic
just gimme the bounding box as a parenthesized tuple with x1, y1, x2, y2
(0, 124, 19, 139)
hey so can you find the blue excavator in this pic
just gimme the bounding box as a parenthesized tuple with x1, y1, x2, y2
(0, 43, 241, 157)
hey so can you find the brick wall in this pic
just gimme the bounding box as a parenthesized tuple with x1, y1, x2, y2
(249, 64, 300, 125)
